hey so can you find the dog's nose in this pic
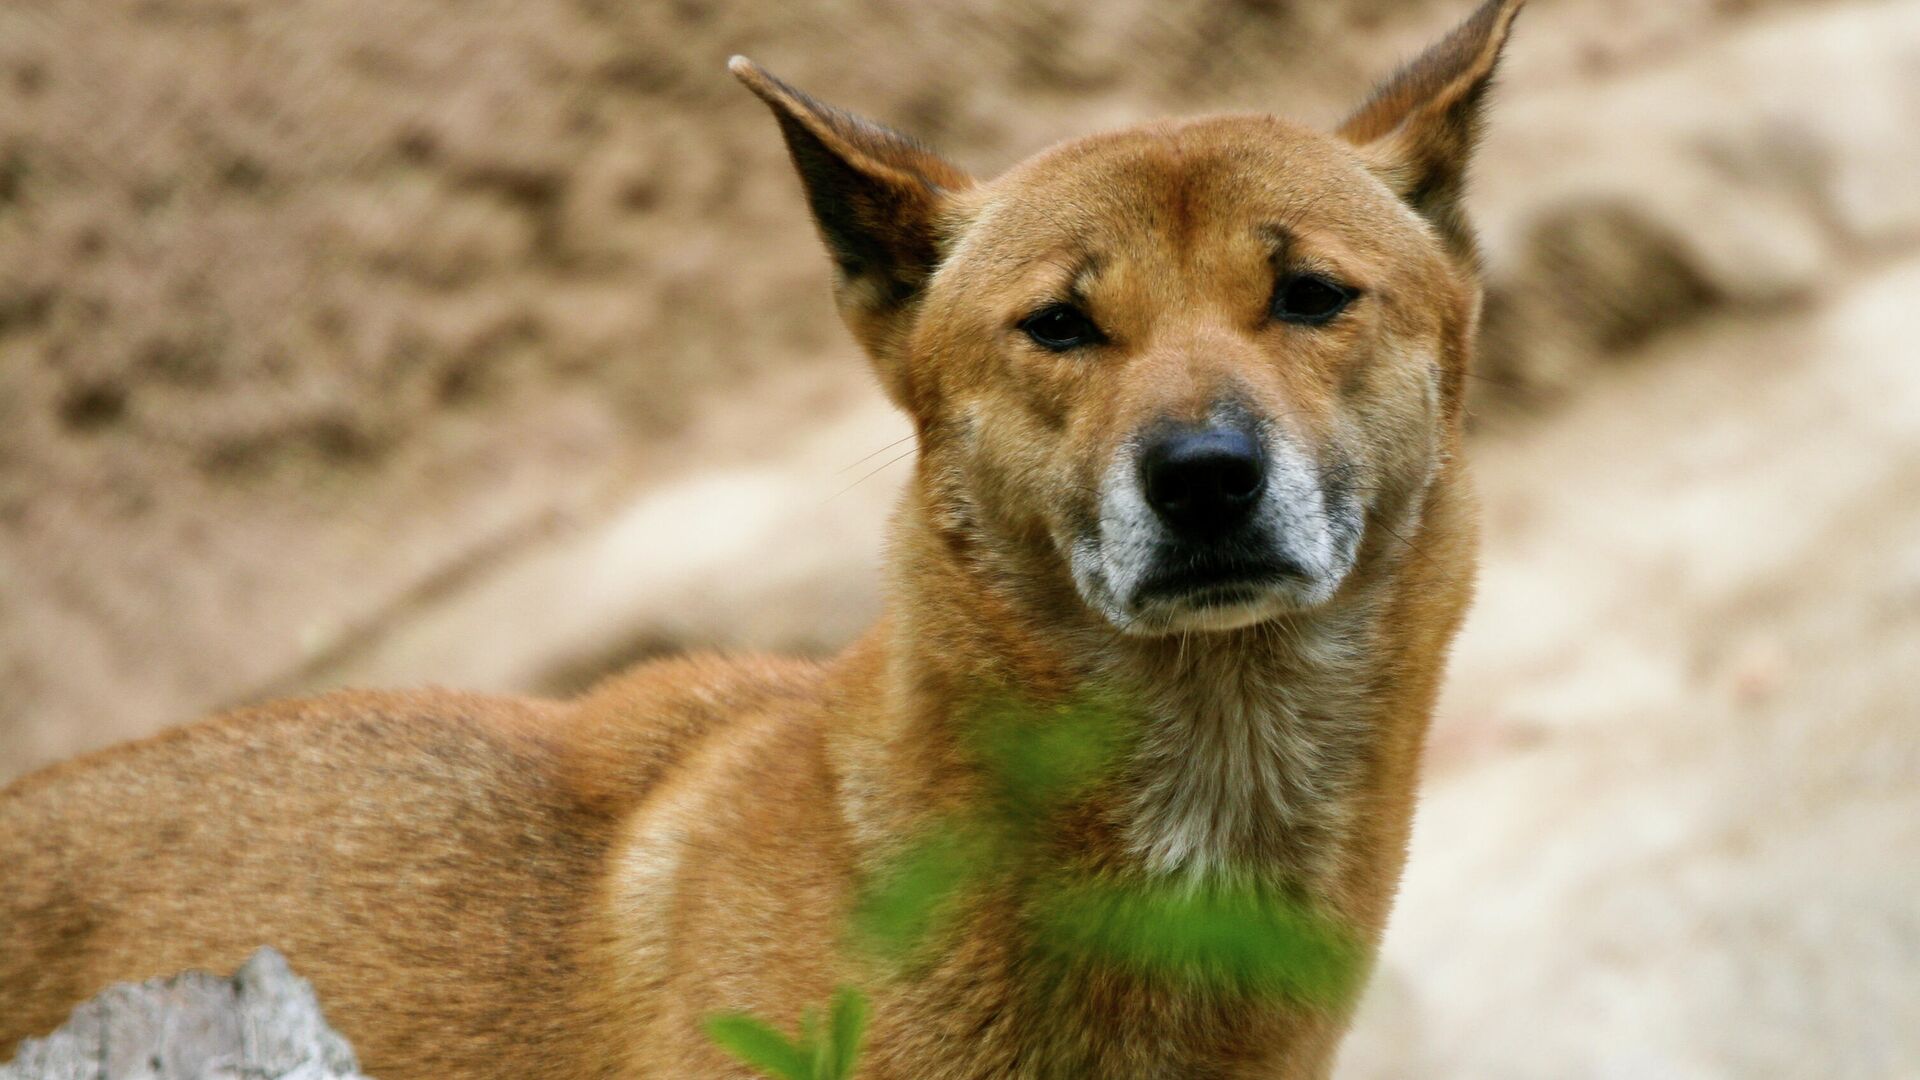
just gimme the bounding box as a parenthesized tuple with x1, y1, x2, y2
(1140, 426, 1267, 536)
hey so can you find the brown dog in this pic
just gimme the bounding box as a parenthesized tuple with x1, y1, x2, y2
(1, 2, 1521, 1075)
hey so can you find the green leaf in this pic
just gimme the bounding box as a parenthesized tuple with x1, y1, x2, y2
(802, 1004, 829, 1079)
(965, 693, 1140, 817)
(849, 818, 1003, 962)
(704, 1012, 814, 1080)
(1028, 875, 1365, 1008)
(826, 986, 871, 1079)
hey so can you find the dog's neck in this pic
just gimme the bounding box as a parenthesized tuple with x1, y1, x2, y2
(864, 492, 1397, 886)
(1108, 607, 1383, 881)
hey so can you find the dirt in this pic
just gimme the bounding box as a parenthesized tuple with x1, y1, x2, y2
(2, 0, 1916, 1074)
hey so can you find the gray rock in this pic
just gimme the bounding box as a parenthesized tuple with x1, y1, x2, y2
(0, 949, 369, 1080)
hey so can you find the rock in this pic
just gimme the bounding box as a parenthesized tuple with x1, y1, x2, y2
(0, 949, 369, 1080)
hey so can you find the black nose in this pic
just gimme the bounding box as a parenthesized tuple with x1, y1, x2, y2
(1140, 426, 1267, 536)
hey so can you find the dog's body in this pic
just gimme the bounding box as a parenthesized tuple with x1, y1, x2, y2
(1, 4, 1521, 1075)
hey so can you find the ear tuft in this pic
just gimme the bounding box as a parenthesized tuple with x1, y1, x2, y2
(1338, 0, 1526, 261)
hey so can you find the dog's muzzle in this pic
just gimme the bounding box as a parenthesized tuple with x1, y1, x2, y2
(1068, 419, 1360, 635)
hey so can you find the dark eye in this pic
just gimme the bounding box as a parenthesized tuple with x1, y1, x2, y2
(1019, 304, 1104, 351)
(1271, 274, 1353, 325)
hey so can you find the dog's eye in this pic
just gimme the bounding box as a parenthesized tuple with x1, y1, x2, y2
(1020, 305, 1104, 351)
(1271, 274, 1353, 325)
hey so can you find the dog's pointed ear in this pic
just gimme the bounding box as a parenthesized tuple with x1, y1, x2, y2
(1337, 0, 1525, 261)
(731, 57, 972, 394)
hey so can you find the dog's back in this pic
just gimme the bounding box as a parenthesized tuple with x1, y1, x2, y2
(0, 655, 821, 1076)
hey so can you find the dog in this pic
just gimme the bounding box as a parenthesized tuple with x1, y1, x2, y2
(1, 2, 1520, 1075)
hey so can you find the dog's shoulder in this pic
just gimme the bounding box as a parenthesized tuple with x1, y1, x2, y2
(555, 650, 832, 816)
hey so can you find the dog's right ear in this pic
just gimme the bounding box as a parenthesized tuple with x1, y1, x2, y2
(731, 58, 972, 403)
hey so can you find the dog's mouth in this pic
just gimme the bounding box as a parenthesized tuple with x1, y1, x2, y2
(1121, 553, 1318, 633)
(1132, 555, 1301, 609)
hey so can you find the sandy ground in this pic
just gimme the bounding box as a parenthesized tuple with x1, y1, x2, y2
(3, 0, 1917, 1074)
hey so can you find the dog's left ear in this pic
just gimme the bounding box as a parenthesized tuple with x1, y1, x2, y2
(731, 57, 973, 406)
(1338, 0, 1525, 262)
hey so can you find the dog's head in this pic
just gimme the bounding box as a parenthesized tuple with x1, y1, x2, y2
(737, 0, 1520, 636)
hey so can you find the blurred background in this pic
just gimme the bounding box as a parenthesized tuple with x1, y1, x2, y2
(3, 0, 1917, 1074)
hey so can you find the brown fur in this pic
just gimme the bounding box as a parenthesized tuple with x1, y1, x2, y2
(1, 3, 1522, 1075)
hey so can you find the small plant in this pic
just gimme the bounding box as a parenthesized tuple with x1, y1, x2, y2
(706, 691, 1361, 1078)
(705, 985, 869, 1080)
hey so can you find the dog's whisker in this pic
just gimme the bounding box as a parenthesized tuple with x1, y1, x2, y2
(826, 446, 919, 502)
(835, 433, 917, 475)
